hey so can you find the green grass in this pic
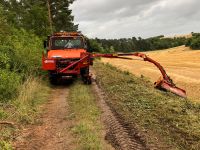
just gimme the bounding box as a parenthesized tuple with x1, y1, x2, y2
(0, 141, 12, 150)
(0, 77, 50, 146)
(68, 80, 109, 150)
(94, 61, 200, 150)
(13, 77, 50, 124)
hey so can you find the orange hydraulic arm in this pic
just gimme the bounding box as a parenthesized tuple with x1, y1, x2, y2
(93, 52, 186, 98)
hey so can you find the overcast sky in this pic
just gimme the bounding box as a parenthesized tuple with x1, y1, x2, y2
(70, 0, 200, 39)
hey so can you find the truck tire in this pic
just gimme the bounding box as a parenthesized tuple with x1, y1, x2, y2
(49, 76, 58, 85)
(49, 72, 58, 85)
(80, 67, 91, 84)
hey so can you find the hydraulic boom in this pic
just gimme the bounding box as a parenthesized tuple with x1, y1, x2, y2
(93, 53, 186, 98)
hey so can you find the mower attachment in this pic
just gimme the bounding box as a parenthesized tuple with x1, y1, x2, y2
(93, 52, 186, 98)
(154, 77, 186, 98)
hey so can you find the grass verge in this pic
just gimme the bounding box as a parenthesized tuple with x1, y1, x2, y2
(94, 61, 200, 150)
(0, 77, 50, 150)
(68, 80, 111, 150)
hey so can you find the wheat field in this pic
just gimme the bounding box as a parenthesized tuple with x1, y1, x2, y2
(101, 46, 200, 101)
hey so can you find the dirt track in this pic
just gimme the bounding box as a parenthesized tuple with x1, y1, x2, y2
(102, 46, 200, 101)
(93, 82, 148, 150)
(12, 78, 152, 150)
(13, 87, 76, 150)
(91, 68, 149, 150)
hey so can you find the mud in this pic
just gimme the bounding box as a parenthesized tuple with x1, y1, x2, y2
(92, 72, 148, 150)
(13, 86, 76, 150)
(13, 74, 152, 150)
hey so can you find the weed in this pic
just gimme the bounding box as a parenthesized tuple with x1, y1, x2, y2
(12, 77, 50, 124)
(0, 109, 8, 119)
(0, 77, 50, 144)
(0, 141, 12, 150)
(0, 70, 21, 102)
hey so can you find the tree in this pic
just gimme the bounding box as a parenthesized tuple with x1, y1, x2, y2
(21, 0, 51, 37)
(0, 6, 10, 41)
(109, 46, 115, 53)
(0, 0, 22, 27)
(0, 0, 51, 37)
(190, 37, 200, 49)
(49, 0, 78, 32)
(0, 0, 78, 36)
(87, 39, 104, 53)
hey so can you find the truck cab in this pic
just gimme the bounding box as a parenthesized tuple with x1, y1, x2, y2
(42, 32, 92, 84)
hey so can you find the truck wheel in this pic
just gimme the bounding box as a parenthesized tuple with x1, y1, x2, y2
(81, 67, 91, 84)
(85, 77, 92, 85)
(49, 73, 58, 85)
(49, 76, 58, 85)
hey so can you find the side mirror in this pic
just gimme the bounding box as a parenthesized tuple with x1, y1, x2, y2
(43, 40, 47, 49)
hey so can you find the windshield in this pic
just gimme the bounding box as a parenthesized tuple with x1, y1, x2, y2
(51, 37, 84, 50)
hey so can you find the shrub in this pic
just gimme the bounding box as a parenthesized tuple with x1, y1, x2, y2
(190, 37, 200, 49)
(0, 28, 43, 102)
(0, 70, 21, 102)
(6, 28, 43, 76)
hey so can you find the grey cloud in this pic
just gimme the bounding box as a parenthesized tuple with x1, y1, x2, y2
(72, 0, 161, 22)
(70, 0, 200, 38)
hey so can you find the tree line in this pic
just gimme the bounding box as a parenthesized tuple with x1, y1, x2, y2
(88, 34, 200, 53)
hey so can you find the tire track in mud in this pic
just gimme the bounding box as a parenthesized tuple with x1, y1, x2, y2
(13, 86, 76, 150)
(92, 78, 148, 150)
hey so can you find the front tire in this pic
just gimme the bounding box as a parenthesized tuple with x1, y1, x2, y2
(81, 67, 91, 85)
(49, 72, 58, 85)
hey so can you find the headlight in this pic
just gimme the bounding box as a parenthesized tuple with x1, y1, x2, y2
(44, 60, 55, 63)
(52, 55, 62, 58)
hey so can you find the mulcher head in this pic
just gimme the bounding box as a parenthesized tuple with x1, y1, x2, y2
(93, 52, 187, 98)
(154, 77, 187, 98)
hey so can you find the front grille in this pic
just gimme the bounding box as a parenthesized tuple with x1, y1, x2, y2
(56, 59, 79, 69)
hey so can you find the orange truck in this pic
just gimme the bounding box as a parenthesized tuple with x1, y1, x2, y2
(42, 32, 93, 84)
(42, 31, 186, 98)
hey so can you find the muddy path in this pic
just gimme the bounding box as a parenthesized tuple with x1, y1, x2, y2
(13, 76, 149, 150)
(91, 68, 148, 150)
(93, 83, 148, 150)
(13, 86, 76, 150)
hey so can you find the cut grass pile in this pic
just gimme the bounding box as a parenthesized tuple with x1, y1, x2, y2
(94, 61, 200, 150)
(0, 77, 50, 150)
(68, 80, 111, 150)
